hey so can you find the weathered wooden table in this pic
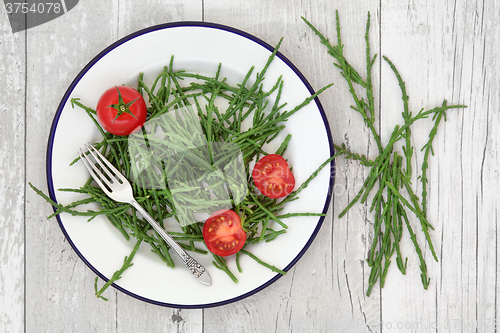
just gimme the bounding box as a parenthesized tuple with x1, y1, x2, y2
(2, 1, 498, 332)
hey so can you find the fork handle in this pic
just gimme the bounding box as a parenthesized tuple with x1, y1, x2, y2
(130, 200, 212, 286)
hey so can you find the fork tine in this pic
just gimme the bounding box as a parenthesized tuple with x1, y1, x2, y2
(85, 143, 129, 184)
(79, 149, 112, 195)
(84, 143, 120, 183)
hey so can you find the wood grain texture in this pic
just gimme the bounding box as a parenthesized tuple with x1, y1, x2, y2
(2, 0, 499, 332)
(0, 7, 25, 333)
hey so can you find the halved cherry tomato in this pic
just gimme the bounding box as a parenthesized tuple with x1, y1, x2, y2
(96, 86, 147, 136)
(203, 209, 246, 257)
(252, 154, 295, 199)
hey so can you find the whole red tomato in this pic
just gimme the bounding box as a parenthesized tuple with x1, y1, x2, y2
(96, 86, 147, 136)
(203, 209, 246, 257)
(252, 154, 295, 199)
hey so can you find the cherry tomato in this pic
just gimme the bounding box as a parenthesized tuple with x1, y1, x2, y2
(96, 86, 147, 136)
(252, 154, 295, 199)
(203, 209, 246, 257)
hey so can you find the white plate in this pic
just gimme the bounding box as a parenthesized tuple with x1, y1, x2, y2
(47, 22, 335, 308)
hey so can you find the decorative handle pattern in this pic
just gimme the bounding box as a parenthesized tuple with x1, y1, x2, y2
(181, 253, 206, 278)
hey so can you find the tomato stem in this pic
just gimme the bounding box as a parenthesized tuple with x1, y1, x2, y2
(107, 86, 140, 122)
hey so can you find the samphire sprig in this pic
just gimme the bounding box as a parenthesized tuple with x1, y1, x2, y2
(303, 11, 466, 295)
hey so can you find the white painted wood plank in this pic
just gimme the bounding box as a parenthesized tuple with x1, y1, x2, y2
(203, 1, 382, 332)
(379, 0, 500, 331)
(24, 1, 203, 332)
(377, 2, 450, 329)
(0, 8, 26, 333)
(115, 0, 202, 39)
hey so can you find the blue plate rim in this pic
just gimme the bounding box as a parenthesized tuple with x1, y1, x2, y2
(46, 20, 335, 309)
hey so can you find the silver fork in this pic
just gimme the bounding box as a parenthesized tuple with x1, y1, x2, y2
(78, 143, 211, 286)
